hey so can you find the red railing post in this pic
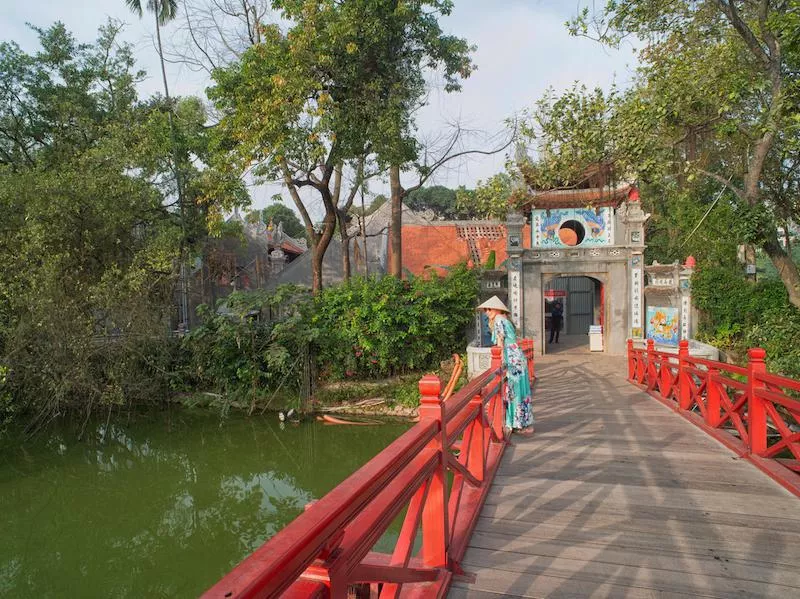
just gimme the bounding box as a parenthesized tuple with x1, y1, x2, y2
(706, 365, 721, 427)
(490, 345, 502, 370)
(627, 339, 635, 381)
(418, 374, 449, 568)
(678, 340, 691, 410)
(490, 346, 506, 439)
(524, 339, 534, 382)
(467, 394, 485, 482)
(748, 348, 768, 456)
(646, 338, 656, 389)
(660, 352, 672, 399)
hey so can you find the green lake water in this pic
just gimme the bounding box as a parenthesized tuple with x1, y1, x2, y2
(0, 410, 410, 597)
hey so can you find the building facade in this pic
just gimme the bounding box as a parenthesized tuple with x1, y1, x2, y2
(505, 184, 651, 355)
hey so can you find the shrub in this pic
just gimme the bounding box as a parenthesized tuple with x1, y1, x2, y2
(692, 264, 800, 377)
(312, 265, 479, 379)
(181, 286, 313, 404)
(744, 306, 800, 379)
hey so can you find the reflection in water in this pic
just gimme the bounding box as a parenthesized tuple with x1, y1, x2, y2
(0, 410, 410, 597)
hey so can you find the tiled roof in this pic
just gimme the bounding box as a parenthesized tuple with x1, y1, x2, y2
(520, 184, 635, 209)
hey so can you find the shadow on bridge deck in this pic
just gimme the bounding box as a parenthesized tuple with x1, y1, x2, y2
(451, 351, 800, 598)
(541, 334, 590, 355)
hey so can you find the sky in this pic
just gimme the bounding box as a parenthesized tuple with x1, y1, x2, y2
(0, 0, 638, 214)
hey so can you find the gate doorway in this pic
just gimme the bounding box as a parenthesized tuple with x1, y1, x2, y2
(544, 276, 604, 353)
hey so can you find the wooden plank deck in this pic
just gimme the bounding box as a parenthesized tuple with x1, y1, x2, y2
(451, 343, 800, 598)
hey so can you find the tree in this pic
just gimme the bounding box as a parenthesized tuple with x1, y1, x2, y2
(405, 185, 461, 219)
(455, 173, 514, 220)
(0, 22, 248, 428)
(170, 0, 273, 73)
(350, 194, 387, 218)
(569, 0, 800, 308)
(125, 2, 178, 106)
(209, 0, 473, 291)
(0, 22, 179, 426)
(125, 0, 193, 325)
(259, 203, 306, 240)
(387, 126, 516, 276)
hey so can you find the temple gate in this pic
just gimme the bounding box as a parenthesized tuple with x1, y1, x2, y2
(505, 182, 651, 355)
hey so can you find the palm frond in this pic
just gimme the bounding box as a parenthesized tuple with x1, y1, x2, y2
(124, 0, 143, 18)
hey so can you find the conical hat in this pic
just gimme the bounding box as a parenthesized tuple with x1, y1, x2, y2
(476, 296, 510, 313)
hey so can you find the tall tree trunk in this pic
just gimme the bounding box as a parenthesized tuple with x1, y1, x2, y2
(762, 238, 800, 309)
(311, 245, 324, 294)
(332, 165, 352, 282)
(155, 13, 190, 329)
(336, 209, 352, 281)
(389, 164, 403, 277)
(360, 192, 369, 277)
(311, 187, 337, 295)
(341, 233, 351, 281)
(155, 14, 182, 212)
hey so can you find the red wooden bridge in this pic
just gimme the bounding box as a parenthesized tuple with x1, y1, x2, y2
(204, 339, 800, 598)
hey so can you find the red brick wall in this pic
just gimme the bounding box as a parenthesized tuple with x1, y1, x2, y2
(392, 224, 531, 277)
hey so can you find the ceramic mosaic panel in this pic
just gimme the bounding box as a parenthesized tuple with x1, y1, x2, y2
(646, 306, 680, 346)
(531, 207, 613, 248)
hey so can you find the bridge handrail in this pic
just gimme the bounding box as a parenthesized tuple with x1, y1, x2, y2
(627, 338, 800, 497)
(203, 341, 534, 598)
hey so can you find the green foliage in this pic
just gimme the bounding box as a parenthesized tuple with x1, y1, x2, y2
(641, 180, 740, 267)
(693, 266, 758, 332)
(692, 265, 800, 377)
(745, 307, 800, 380)
(209, 0, 474, 179)
(0, 365, 14, 435)
(312, 265, 479, 379)
(258, 203, 307, 240)
(0, 22, 249, 430)
(181, 287, 314, 405)
(405, 185, 479, 220)
(567, 0, 800, 305)
(125, 0, 178, 26)
(484, 250, 496, 270)
(456, 173, 513, 220)
(520, 85, 626, 189)
(390, 377, 424, 408)
(174, 268, 479, 403)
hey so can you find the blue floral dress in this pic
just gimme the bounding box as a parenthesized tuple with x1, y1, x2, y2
(492, 316, 534, 430)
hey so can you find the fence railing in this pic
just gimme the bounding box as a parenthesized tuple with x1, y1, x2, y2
(203, 340, 534, 598)
(628, 339, 800, 497)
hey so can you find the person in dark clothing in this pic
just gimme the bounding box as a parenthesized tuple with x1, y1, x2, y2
(549, 301, 563, 343)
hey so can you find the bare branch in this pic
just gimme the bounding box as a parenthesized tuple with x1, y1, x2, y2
(696, 168, 747, 202)
(713, 0, 770, 66)
(280, 157, 318, 242)
(406, 123, 517, 195)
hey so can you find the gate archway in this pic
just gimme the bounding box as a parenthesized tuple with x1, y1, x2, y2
(503, 177, 649, 356)
(543, 275, 604, 353)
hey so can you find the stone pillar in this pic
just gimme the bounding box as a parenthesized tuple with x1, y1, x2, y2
(608, 261, 629, 355)
(679, 256, 695, 341)
(524, 266, 544, 354)
(622, 190, 649, 342)
(270, 248, 286, 275)
(630, 252, 644, 340)
(506, 210, 526, 334)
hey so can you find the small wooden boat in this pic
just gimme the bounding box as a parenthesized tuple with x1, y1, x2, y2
(322, 414, 381, 426)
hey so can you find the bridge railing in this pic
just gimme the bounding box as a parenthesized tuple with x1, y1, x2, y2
(628, 338, 800, 496)
(203, 341, 534, 598)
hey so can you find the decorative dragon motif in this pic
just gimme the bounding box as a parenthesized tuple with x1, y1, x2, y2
(578, 209, 606, 238)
